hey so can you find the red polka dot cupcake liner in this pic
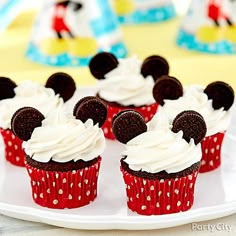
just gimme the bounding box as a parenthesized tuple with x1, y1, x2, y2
(25, 157, 102, 209)
(0, 128, 25, 167)
(102, 103, 158, 139)
(200, 132, 225, 173)
(121, 167, 199, 215)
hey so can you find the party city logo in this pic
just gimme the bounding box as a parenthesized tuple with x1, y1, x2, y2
(191, 223, 232, 233)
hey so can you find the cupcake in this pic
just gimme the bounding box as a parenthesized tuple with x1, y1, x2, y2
(10, 96, 107, 209)
(152, 76, 234, 172)
(0, 72, 76, 166)
(89, 52, 169, 139)
(112, 0, 176, 24)
(112, 109, 206, 215)
(177, 0, 236, 54)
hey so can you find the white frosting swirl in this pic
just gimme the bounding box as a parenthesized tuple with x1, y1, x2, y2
(122, 112, 201, 173)
(23, 108, 106, 163)
(97, 56, 155, 106)
(151, 85, 231, 136)
(0, 81, 64, 129)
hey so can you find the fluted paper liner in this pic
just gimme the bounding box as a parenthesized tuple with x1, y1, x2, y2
(121, 167, 199, 215)
(25, 157, 101, 209)
(200, 132, 225, 173)
(0, 128, 25, 167)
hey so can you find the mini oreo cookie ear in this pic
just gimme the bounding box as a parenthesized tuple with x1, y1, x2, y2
(45, 72, 76, 102)
(112, 110, 147, 144)
(204, 81, 234, 111)
(141, 55, 169, 81)
(11, 107, 45, 141)
(89, 52, 119, 80)
(0, 77, 17, 100)
(172, 110, 207, 145)
(74, 96, 107, 127)
(73, 96, 95, 116)
(152, 75, 183, 105)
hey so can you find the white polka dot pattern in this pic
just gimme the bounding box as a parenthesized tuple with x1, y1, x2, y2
(121, 167, 199, 215)
(102, 103, 158, 140)
(200, 132, 225, 173)
(0, 128, 25, 166)
(25, 157, 102, 209)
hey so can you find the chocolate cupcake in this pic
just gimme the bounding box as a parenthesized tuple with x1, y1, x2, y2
(112, 110, 206, 215)
(11, 96, 107, 209)
(89, 52, 169, 139)
(0, 73, 75, 167)
(152, 76, 234, 173)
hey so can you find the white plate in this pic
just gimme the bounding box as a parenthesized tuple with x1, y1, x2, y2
(0, 87, 236, 230)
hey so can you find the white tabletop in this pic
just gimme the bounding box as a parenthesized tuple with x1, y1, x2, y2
(0, 213, 236, 235)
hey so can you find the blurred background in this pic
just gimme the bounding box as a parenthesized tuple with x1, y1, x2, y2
(0, 0, 235, 90)
(20, 0, 191, 15)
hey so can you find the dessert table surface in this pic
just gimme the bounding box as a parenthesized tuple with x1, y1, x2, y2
(0, 10, 236, 236)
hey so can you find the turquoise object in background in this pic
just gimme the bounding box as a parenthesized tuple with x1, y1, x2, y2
(176, 0, 236, 54)
(0, 0, 26, 33)
(26, 0, 127, 67)
(112, 0, 176, 24)
(177, 29, 236, 54)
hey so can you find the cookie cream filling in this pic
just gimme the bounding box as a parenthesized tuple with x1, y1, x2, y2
(122, 112, 201, 174)
(0, 81, 64, 129)
(23, 109, 106, 163)
(97, 56, 155, 106)
(154, 85, 231, 136)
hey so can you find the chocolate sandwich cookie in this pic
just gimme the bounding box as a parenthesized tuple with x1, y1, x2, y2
(112, 109, 134, 125)
(73, 96, 94, 116)
(204, 81, 234, 111)
(0, 77, 17, 100)
(11, 107, 45, 141)
(73, 96, 95, 116)
(112, 110, 147, 144)
(141, 55, 169, 81)
(153, 75, 183, 105)
(74, 96, 107, 127)
(89, 52, 119, 79)
(172, 110, 207, 145)
(45, 72, 76, 102)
